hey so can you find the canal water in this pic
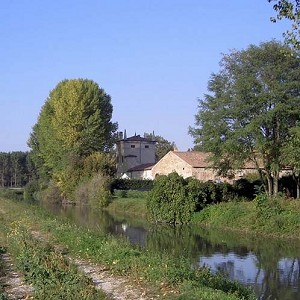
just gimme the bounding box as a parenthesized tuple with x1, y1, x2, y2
(47, 204, 300, 300)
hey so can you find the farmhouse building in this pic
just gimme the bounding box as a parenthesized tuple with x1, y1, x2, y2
(116, 136, 291, 182)
(116, 132, 156, 178)
(151, 151, 260, 183)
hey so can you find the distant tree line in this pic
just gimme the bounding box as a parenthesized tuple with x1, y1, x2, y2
(0, 152, 34, 187)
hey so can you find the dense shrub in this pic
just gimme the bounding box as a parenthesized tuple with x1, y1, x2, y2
(114, 189, 149, 199)
(23, 180, 39, 202)
(254, 193, 283, 220)
(111, 178, 153, 191)
(147, 173, 263, 224)
(233, 178, 262, 200)
(186, 178, 235, 212)
(74, 173, 112, 208)
(279, 175, 297, 198)
(39, 181, 65, 204)
(147, 173, 196, 224)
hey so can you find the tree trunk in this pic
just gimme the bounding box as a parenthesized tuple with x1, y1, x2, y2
(266, 175, 273, 196)
(273, 171, 279, 196)
(297, 177, 300, 199)
(255, 160, 267, 193)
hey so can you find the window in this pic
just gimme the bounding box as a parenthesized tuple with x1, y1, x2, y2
(145, 145, 149, 148)
(131, 145, 135, 148)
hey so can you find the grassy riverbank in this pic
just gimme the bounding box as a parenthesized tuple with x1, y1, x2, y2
(107, 190, 148, 217)
(192, 195, 300, 239)
(0, 195, 255, 300)
(110, 191, 300, 239)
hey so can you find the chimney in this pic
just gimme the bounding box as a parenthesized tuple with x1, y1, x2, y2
(118, 131, 123, 140)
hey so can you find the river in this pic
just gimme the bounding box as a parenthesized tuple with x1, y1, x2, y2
(46, 204, 300, 300)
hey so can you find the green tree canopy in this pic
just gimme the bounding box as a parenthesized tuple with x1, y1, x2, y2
(269, 0, 300, 49)
(189, 41, 300, 195)
(281, 124, 300, 198)
(28, 79, 117, 200)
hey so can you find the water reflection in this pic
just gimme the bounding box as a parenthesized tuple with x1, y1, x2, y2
(45, 203, 300, 300)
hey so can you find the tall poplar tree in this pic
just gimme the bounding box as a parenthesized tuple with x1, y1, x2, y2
(28, 79, 117, 199)
(189, 41, 300, 195)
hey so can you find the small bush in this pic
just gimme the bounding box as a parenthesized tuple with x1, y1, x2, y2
(147, 173, 195, 224)
(75, 173, 112, 208)
(39, 182, 64, 204)
(23, 180, 39, 202)
(254, 193, 283, 220)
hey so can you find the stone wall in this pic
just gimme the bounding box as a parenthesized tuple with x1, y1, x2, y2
(152, 152, 194, 179)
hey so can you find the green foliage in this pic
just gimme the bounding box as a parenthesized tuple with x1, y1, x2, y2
(281, 125, 300, 198)
(174, 279, 253, 300)
(28, 79, 117, 201)
(233, 178, 261, 199)
(23, 180, 39, 202)
(269, 0, 300, 50)
(189, 41, 300, 195)
(114, 189, 149, 199)
(254, 193, 283, 221)
(75, 173, 112, 208)
(147, 173, 261, 224)
(187, 178, 237, 211)
(83, 152, 116, 178)
(106, 197, 147, 218)
(193, 194, 300, 237)
(147, 173, 196, 224)
(111, 178, 153, 191)
(39, 182, 64, 204)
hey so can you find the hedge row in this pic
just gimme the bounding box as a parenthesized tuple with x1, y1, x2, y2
(146, 173, 264, 224)
(111, 179, 153, 191)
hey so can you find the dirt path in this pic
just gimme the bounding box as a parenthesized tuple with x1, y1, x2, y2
(72, 258, 157, 300)
(0, 252, 34, 299)
(30, 230, 161, 300)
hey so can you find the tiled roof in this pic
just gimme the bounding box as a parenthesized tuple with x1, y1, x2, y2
(127, 163, 156, 172)
(173, 151, 261, 169)
(172, 151, 212, 168)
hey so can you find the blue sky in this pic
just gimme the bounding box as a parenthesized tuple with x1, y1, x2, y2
(0, 0, 290, 152)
